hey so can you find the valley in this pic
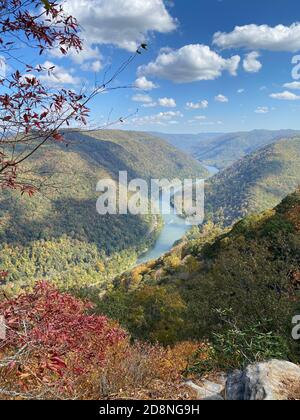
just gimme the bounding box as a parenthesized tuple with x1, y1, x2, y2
(1, 127, 300, 400)
(2, 0, 300, 402)
(0, 130, 207, 296)
(154, 129, 300, 169)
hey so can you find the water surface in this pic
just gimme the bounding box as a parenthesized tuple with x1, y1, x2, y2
(137, 165, 219, 264)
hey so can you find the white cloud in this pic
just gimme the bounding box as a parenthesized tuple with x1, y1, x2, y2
(270, 90, 300, 100)
(158, 97, 176, 108)
(186, 100, 209, 110)
(255, 106, 269, 114)
(237, 88, 245, 93)
(132, 93, 153, 103)
(64, 0, 177, 52)
(198, 120, 223, 126)
(195, 115, 207, 120)
(138, 44, 240, 83)
(142, 102, 158, 108)
(243, 51, 262, 73)
(81, 59, 103, 72)
(131, 111, 183, 126)
(213, 23, 300, 52)
(215, 94, 229, 103)
(134, 76, 158, 91)
(0, 56, 6, 77)
(51, 43, 102, 65)
(39, 61, 80, 86)
(283, 81, 300, 90)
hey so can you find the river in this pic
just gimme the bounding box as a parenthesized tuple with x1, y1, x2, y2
(137, 165, 219, 265)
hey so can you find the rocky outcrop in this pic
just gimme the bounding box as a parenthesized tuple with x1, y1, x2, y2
(226, 360, 300, 400)
(185, 360, 300, 401)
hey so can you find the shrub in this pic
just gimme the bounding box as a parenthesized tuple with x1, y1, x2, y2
(98, 341, 205, 399)
(0, 282, 126, 399)
(188, 322, 291, 375)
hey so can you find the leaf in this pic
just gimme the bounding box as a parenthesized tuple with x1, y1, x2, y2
(41, 0, 51, 11)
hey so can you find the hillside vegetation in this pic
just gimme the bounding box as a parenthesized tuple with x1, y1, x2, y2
(205, 136, 300, 227)
(98, 191, 300, 368)
(194, 129, 300, 169)
(151, 132, 222, 154)
(0, 130, 207, 295)
(154, 130, 300, 169)
(65, 129, 208, 181)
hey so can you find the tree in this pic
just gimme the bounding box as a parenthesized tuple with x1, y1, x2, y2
(0, 1, 143, 194)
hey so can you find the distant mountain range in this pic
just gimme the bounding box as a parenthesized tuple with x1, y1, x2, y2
(151, 130, 300, 169)
(150, 132, 222, 155)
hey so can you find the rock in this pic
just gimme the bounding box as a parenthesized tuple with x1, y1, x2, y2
(226, 370, 245, 401)
(185, 379, 225, 400)
(226, 360, 300, 400)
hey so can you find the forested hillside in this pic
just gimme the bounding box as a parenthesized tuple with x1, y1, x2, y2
(204, 136, 300, 226)
(0, 130, 207, 295)
(151, 132, 222, 154)
(154, 130, 300, 169)
(99, 191, 300, 368)
(65, 129, 208, 180)
(194, 130, 300, 169)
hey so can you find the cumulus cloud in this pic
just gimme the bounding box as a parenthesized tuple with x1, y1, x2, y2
(186, 100, 209, 110)
(215, 94, 229, 103)
(134, 77, 158, 91)
(213, 23, 300, 52)
(283, 81, 300, 90)
(243, 52, 262, 73)
(138, 44, 240, 83)
(132, 94, 153, 103)
(237, 88, 245, 93)
(158, 97, 176, 108)
(63, 0, 177, 52)
(255, 106, 269, 114)
(39, 61, 80, 86)
(270, 91, 300, 100)
(131, 111, 183, 126)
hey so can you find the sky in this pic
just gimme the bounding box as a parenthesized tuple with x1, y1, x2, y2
(4, 0, 300, 134)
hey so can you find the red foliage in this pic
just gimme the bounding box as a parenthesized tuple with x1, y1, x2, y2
(0, 1, 81, 54)
(0, 1, 89, 192)
(0, 282, 126, 393)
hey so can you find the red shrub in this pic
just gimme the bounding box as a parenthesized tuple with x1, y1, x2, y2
(0, 282, 126, 398)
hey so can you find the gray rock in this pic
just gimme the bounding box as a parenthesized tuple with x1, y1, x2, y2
(226, 370, 245, 401)
(226, 360, 300, 400)
(185, 379, 225, 400)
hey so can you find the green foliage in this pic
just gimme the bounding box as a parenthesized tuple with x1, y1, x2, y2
(205, 137, 300, 227)
(103, 191, 300, 365)
(188, 319, 291, 374)
(0, 238, 141, 297)
(98, 285, 186, 346)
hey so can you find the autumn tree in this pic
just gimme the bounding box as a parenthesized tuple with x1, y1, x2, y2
(0, 0, 143, 194)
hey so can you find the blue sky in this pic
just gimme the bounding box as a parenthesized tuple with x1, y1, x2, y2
(6, 0, 300, 133)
